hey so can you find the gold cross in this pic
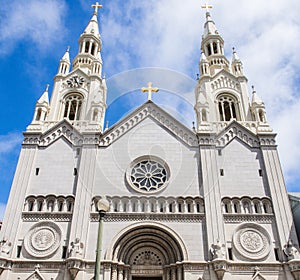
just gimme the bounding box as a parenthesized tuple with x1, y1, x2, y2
(201, 3, 213, 12)
(141, 82, 159, 101)
(92, 2, 103, 14)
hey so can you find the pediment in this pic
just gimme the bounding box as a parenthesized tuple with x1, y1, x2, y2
(100, 101, 198, 147)
(23, 119, 85, 147)
(215, 120, 260, 148)
(210, 70, 242, 93)
(64, 68, 90, 81)
(26, 270, 46, 280)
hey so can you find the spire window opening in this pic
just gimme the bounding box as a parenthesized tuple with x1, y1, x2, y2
(213, 42, 218, 54)
(91, 43, 96, 55)
(63, 95, 83, 121)
(207, 44, 212, 56)
(85, 41, 90, 53)
(258, 109, 266, 123)
(35, 108, 42, 121)
(217, 95, 239, 121)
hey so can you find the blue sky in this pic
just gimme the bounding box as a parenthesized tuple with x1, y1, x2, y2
(0, 0, 300, 219)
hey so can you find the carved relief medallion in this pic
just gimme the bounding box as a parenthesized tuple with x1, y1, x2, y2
(233, 223, 271, 260)
(24, 221, 61, 258)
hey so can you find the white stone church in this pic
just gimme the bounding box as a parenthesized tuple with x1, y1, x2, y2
(1, 3, 300, 280)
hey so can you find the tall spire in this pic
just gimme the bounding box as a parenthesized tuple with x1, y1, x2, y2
(72, 2, 103, 72)
(200, 7, 229, 76)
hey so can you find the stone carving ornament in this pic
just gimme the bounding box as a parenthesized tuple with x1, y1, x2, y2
(210, 240, 226, 260)
(24, 221, 61, 258)
(233, 223, 271, 260)
(283, 239, 300, 260)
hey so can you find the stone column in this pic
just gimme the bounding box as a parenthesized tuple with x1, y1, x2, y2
(118, 266, 124, 280)
(111, 264, 118, 280)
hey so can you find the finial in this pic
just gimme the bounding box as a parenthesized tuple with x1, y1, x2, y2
(92, 2, 103, 15)
(45, 84, 49, 92)
(66, 46, 70, 52)
(192, 121, 196, 131)
(252, 85, 256, 93)
(105, 121, 109, 130)
(141, 82, 159, 101)
(196, 73, 200, 80)
(201, 3, 213, 12)
(232, 47, 236, 53)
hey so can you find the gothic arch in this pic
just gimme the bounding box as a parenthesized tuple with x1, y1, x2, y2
(106, 222, 188, 264)
(216, 93, 241, 121)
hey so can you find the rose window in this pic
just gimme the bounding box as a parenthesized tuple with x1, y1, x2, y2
(127, 156, 170, 193)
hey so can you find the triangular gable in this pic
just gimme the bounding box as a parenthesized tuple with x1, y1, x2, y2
(63, 68, 90, 82)
(215, 120, 260, 148)
(23, 119, 85, 147)
(100, 101, 198, 147)
(210, 69, 243, 93)
(26, 271, 46, 280)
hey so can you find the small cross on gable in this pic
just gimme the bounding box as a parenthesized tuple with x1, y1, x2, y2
(141, 82, 159, 101)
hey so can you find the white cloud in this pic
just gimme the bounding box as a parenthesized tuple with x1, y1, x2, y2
(0, 133, 22, 156)
(0, 203, 6, 221)
(101, 0, 300, 188)
(0, 0, 67, 55)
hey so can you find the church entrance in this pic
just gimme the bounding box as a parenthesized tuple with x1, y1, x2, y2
(106, 223, 187, 280)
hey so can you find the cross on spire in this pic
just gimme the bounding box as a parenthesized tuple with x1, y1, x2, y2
(141, 82, 159, 101)
(201, 3, 213, 12)
(92, 2, 103, 15)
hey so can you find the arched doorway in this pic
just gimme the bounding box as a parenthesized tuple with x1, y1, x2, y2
(105, 222, 188, 280)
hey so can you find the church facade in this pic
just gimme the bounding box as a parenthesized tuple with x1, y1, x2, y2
(1, 4, 300, 280)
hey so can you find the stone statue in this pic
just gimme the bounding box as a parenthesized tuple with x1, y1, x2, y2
(70, 238, 84, 258)
(0, 239, 12, 256)
(210, 240, 226, 260)
(284, 240, 300, 260)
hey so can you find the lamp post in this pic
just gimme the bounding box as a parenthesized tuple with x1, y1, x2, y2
(94, 197, 110, 280)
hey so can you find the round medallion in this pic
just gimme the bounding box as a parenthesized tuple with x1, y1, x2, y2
(233, 223, 271, 260)
(24, 222, 61, 258)
(126, 156, 170, 194)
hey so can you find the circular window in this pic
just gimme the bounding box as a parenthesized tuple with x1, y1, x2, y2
(126, 156, 170, 193)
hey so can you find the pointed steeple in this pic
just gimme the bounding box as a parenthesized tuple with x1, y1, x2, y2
(200, 10, 229, 76)
(29, 85, 50, 126)
(72, 3, 102, 73)
(37, 84, 50, 105)
(203, 12, 219, 38)
(231, 47, 244, 76)
(83, 13, 101, 39)
(251, 86, 264, 105)
(58, 47, 70, 75)
(251, 86, 268, 124)
(199, 52, 209, 76)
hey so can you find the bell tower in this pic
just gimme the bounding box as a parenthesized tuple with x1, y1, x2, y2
(27, 3, 107, 133)
(194, 6, 272, 134)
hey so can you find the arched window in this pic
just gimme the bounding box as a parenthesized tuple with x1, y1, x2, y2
(64, 94, 83, 121)
(207, 44, 212, 56)
(258, 109, 266, 123)
(93, 109, 98, 121)
(85, 41, 90, 53)
(213, 42, 218, 54)
(217, 95, 239, 121)
(202, 109, 207, 122)
(35, 108, 42, 121)
(91, 43, 96, 55)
